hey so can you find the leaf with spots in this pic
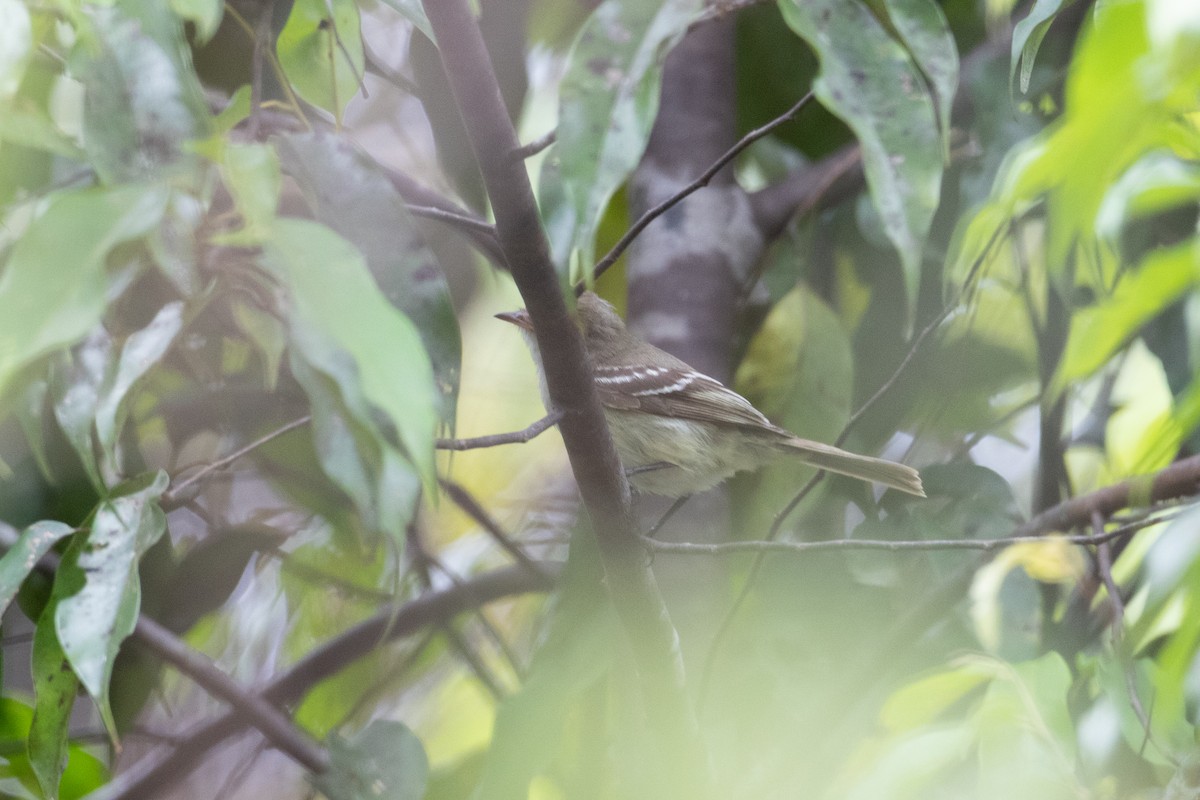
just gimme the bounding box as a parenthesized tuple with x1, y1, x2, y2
(778, 0, 943, 324)
(29, 596, 79, 800)
(542, 0, 704, 278)
(53, 471, 169, 739)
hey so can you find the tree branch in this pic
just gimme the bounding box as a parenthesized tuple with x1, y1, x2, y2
(131, 618, 330, 774)
(419, 1, 710, 791)
(439, 478, 553, 580)
(93, 563, 559, 800)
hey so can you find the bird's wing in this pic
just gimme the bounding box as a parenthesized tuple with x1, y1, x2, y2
(593, 365, 777, 430)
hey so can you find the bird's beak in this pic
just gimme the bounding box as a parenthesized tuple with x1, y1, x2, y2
(495, 309, 534, 331)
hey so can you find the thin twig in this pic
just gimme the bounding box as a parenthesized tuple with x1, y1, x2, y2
(435, 411, 562, 451)
(407, 204, 499, 235)
(585, 91, 816, 288)
(646, 496, 690, 538)
(510, 129, 557, 161)
(162, 416, 312, 509)
(647, 511, 1176, 556)
(440, 479, 552, 580)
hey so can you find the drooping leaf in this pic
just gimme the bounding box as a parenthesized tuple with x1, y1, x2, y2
(94, 302, 184, 478)
(277, 0, 364, 119)
(275, 132, 461, 422)
(778, 0, 943, 321)
(315, 720, 429, 800)
(264, 219, 438, 492)
(28, 598, 78, 800)
(0, 185, 168, 402)
(544, 0, 704, 276)
(0, 521, 74, 619)
(882, 0, 959, 154)
(49, 330, 111, 492)
(54, 471, 169, 737)
(1009, 0, 1076, 95)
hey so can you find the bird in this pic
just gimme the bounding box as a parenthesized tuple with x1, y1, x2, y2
(497, 292, 924, 498)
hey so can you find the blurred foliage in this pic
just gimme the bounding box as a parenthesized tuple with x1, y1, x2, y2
(0, 0, 1197, 798)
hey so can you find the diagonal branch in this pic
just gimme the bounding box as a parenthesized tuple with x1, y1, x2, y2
(94, 563, 559, 800)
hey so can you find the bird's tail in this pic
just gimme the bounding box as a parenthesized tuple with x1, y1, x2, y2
(779, 437, 925, 497)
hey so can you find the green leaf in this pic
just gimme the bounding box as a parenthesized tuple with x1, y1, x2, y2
(277, 0, 364, 118)
(1096, 151, 1200, 242)
(882, 0, 959, 155)
(733, 285, 853, 529)
(0, 521, 74, 618)
(216, 142, 281, 244)
(0, 0, 31, 101)
(265, 219, 438, 491)
(0, 184, 169, 402)
(0, 102, 84, 159)
(544, 0, 703, 275)
(74, 3, 206, 182)
(1057, 242, 1200, 389)
(93, 301, 186, 478)
(274, 132, 461, 422)
(1010, 0, 1076, 95)
(170, 0, 223, 44)
(290, 353, 421, 542)
(377, 0, 433, 41)
(29, 598, 78, 800)
(54, 471, 169, 738)
(315, 720, 429, 800)
(49, 330, 111, 492)
(778, 0, 943, 321)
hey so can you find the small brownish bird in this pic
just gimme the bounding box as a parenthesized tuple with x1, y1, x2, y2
(498, 292, 924, 498)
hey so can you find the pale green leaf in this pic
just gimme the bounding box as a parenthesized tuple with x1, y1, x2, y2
(277, 0, 364, 118)
(216, 142, 281, 244)
(1057, 242, 1200, 388)
(170, 0, 222, 44)
(0, 0, 31, 100)
(0, 521, 74, 619)
(0, 185, 169, 402)
(274, 132, 461, 422)
(94, 302, 185, 478)
(778, 0, 943, 318)
(265, 219, 438, 491)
